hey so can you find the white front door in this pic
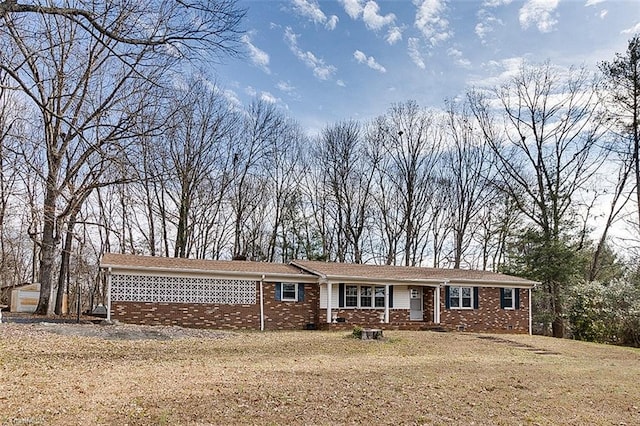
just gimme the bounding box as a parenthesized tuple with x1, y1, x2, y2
(410, 287, 423, 321)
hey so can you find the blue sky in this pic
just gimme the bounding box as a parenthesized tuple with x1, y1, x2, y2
(215, 0, 640, 135)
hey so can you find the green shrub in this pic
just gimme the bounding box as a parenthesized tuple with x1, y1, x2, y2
(352, 326, 363, 339)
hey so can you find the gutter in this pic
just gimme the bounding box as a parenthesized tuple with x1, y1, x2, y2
(99, 264, 318, 283)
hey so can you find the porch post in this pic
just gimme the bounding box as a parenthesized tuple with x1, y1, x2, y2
(106, 268, 112, 322)
(433, 286, 440, 324)
(384, 284, 390, 323)
(326, 280, 332, 324)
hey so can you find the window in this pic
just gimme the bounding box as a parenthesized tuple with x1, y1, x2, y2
(360, 286, 373, 307)
(501, 288, 518, 309)
(345, 285, 358, 307)
(449, 286, 473, 309)
(281, 283, 297, 301)
(374, 286, 385, 307)
(503, 288, 514, 309)
(342, 285, 388, 309)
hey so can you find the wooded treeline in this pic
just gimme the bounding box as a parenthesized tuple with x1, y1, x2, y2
(0, 1, 638, 345)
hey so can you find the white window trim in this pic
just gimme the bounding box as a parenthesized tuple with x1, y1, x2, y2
(281, 283, 298, 302)
(344, 285, 387, 309)
(449, 286, 474, 310)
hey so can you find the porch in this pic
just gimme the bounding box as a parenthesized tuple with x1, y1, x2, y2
(320, 282, 444, 328)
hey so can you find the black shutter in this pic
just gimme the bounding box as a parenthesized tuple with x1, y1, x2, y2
(445, 286, 450, 309)
(389, 285, 394, 308)
(515, 288, 520, 310)
(473, 287, 479, 309)
(339, 283, 345, 308)
(500, 288, 505, 309)
(275, 283, 281, 301)
(298, 283, 305, 302)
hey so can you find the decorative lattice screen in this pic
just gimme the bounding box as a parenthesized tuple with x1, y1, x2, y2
(110, 274, 256, 305)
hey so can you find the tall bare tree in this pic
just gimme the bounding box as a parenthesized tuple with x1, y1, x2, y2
(0, 0, 245, 314)
(470, 61, 607, 337)
(377, 101, 442, 266)
(441, 99, 497, 268)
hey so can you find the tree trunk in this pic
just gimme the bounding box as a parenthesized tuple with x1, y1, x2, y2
(54, 214, 76, 315)
(35, 177, 59, 315)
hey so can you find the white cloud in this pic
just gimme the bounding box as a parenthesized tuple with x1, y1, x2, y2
(223, 89, 242, 109)
(386, 26, 403, 44)
(241, 34, 270, 74)
(475, 9, 503, 42)
(353, 50, 387, 73)
(622, 22, 640, 35)
(471, 57, 526, 88)
(447, 48, 471, 68)
(585, 0, 606, 6)
(337, 80, 346, 87)
(277, 81, 296, 93)
(340, 0, 363, 19)
(292, 0, 338, 30)
(284, 27, 337, 81)
(408, 37, 426, 69)
(482, 0, 512, 6)
(260, 91, 278, 104)
(326, 15, 339, 30)
(599, 9, 608, 19)
(414, 0, 452, 46)
(519, 0, 559, 33)
(362, 1, 396, 30)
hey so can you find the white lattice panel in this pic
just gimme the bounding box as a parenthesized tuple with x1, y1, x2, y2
(111, 274, 256, 304)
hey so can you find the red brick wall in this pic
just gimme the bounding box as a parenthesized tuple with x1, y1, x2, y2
(263, 282, 319, 330)
(111, 281, 320, 330)
(318, 309, 413, 324)
(439, 287, 530, 334)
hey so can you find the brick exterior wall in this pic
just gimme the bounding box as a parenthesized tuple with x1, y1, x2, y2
(110, 276, 529, 333)
(111, 281, 320, 331)
(439, 287, 530, 334)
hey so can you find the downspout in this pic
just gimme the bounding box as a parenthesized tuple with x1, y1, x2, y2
(528, 287, 532, 336)
(384, 284, 389, 323)
(106, 267, 112, 322)
(260, 275, 265, 331)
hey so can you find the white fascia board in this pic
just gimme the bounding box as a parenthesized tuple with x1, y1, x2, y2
(324, 275, 446, 286)
(447, 279, 538, 288)
(100, 265, 318, 283)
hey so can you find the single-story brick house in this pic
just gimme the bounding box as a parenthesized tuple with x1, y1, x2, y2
(100, 253, 537, 334)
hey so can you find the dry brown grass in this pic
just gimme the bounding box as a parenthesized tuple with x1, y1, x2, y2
(1, 323, 639, 425)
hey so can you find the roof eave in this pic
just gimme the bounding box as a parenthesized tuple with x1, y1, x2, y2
(100, 263, 318, 283)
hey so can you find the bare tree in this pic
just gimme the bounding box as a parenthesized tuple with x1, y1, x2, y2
(160, 78, 238, 258)
(377, 101, 442, 266)
(230, 100, 283, 259)
(315, 120, 376, 263)
(600, 35, 640, 231)
(0, 0, 245, 313)
(264, 119, 307, 262)
(469, 61, 607, 337)
(441, 99, 498, 268)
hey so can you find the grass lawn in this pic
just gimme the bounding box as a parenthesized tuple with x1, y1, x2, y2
(1, 324, 639, 425)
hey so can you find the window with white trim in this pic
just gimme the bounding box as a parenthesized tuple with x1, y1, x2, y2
(374, 286, 385, 307)
(503, 288, 514, 309)
(344, 285, 387, 308)
(449, 286, 473, 309)
(281, 283, 298, 301)
(345, 285, 358, 307)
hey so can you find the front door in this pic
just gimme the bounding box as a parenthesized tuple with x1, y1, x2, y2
(410, 287, 423, 321)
